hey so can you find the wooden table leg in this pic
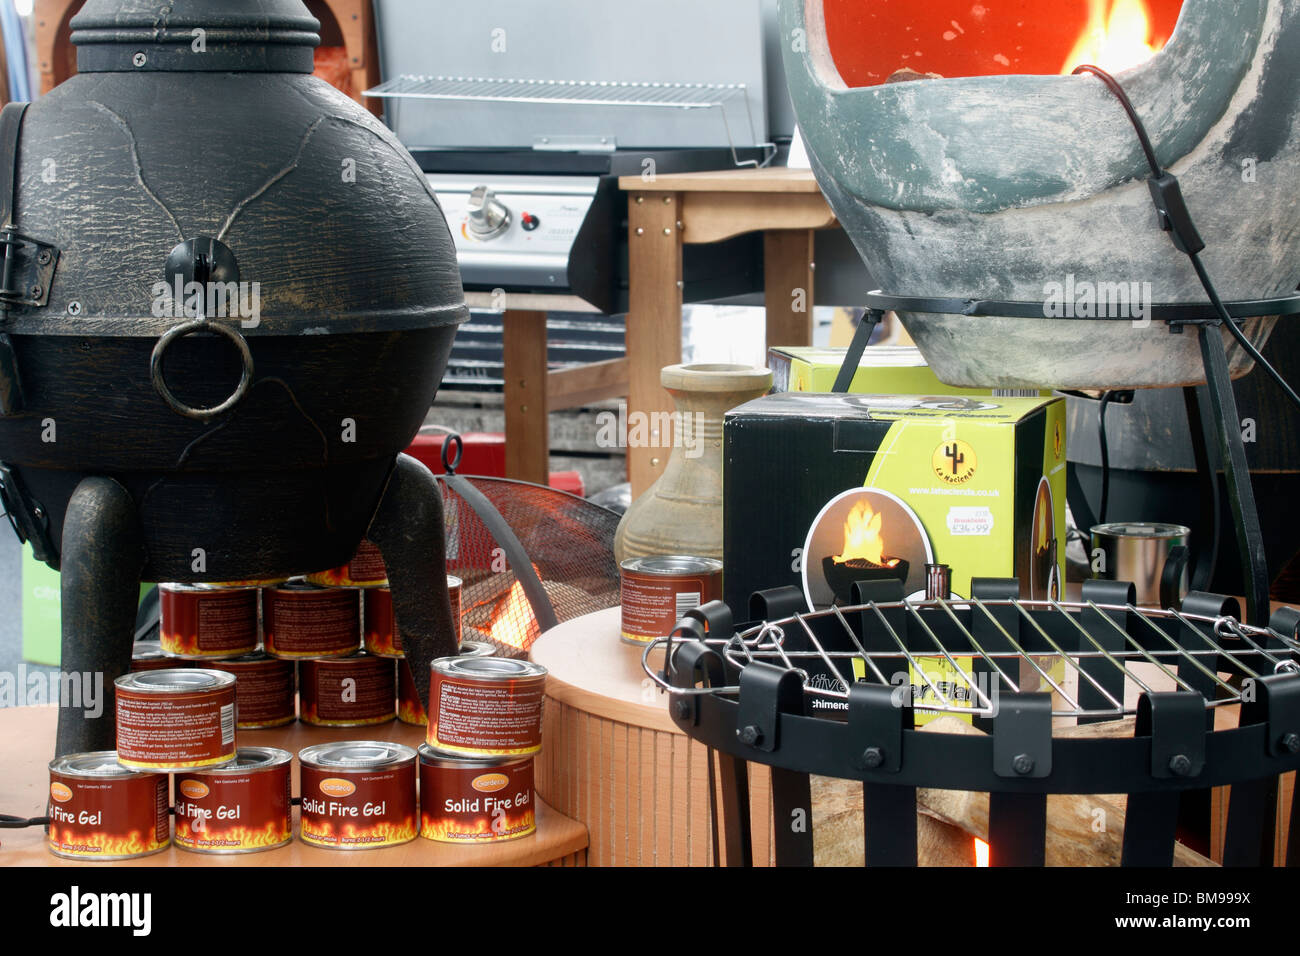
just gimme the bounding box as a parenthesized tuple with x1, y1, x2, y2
(626, 191, 684, 497)
(502, 309, 550, 485)
(763, 229, 816, 349)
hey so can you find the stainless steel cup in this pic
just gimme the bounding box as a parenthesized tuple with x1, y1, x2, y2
(1090, 522, 1191, 607)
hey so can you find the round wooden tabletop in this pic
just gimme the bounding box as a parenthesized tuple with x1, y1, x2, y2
(529, 607, 675, 733)
(0, 706, 587, 867)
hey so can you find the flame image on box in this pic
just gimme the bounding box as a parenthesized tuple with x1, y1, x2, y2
(298, 742, 418, 850)
(805, 490, 932, 608)
(47, 753, 169, 860)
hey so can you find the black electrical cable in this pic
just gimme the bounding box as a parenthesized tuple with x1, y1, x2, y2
(1072, 64, 1163, 176)
(1097, 390, 1114, 525)
(1073, 63, 1300, 411)
(0, 812, 48, 828)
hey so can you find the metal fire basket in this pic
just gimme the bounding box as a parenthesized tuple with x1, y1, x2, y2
(644, 579, 1300, 866)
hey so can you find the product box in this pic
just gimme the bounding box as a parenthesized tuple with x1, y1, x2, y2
(723, 392, 1067, 616)
(767, 345, 1052, 398)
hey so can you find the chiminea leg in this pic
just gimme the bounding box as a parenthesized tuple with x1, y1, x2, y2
(56, 476, 144, 757)
(367, 453, 458, 716)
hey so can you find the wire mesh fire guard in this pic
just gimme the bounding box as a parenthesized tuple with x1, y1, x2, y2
(440, 473, 621, 657)
(646, 578, 1300, 867)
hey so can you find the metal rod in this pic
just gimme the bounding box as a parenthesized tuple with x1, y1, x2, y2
(1128, 605, 1239, 696)
(866, 601, 954, 709)
(794, 612, 848, 694)
(934, 598, 1021, 693)
(1169, 608, 1264, 679)
(831, 605, 889, 684)
(1080, 600, 1192, 694)
(903, 599, 996, 712)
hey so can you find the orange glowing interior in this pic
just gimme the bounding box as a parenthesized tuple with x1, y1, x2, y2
(823, 0, 1180, 86)
(833, 500, 898, 568)
(476, 570, 544, 652)
(975, 838, 990, 866)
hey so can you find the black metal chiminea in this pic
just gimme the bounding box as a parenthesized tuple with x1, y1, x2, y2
(0, 0, 467, 755)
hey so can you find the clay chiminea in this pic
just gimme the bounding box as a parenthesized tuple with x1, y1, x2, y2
(0, 0, 467, 755)
(778, 0, 1299, 389)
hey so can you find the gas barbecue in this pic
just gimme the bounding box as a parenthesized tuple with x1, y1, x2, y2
(366, 0, 782, 318)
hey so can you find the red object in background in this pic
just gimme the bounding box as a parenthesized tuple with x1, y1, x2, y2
(313, 46, 353, 97)
(822, 0, 1183, 86)
(404, 429, 585, 497)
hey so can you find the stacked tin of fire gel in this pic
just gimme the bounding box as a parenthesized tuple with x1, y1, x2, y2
(49, 540, 548, 858)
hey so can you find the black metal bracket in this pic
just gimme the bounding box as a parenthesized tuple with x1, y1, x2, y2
(831, 308, 885, 393)
(0, 462, 56, 565)
(1137, 692, 1207, 779)
(0, 228, 58, 307)
(1242, 673, 1300, 759)
(0, 103, 58, 311)
(970, 578, 1020, 653)
(1268, 607, 1300, 650)
(993, 692, 1052, 779)
(848, 682, 908, 772)
(684, 600, 733, 641)
(853, 578, 906, 650)
(748, 587, 805, 624)
(735, 660, 804, 754)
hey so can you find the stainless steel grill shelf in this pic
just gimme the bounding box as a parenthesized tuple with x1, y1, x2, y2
(645, 596, 1298, 722)
(364, 75, 771, 167)
(365, 75, 751, 109)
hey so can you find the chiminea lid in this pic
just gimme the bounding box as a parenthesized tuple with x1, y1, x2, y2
(71, 0, 320, 74)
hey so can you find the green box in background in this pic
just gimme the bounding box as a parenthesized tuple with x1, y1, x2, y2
(767, 345, 1053, 398)
(21, 548, 150, 667)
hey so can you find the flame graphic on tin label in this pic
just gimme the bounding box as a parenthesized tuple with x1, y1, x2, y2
(397, 699, 427, 725)
(300, 817, 417, 847)
(175, 818, 289, 850)
(420, 808, 534, 842)
(47, 825, 164, 858)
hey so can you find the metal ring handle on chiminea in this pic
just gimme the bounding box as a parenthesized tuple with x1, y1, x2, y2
(150, 318, 254, 420)
(149, 236, 254, 421)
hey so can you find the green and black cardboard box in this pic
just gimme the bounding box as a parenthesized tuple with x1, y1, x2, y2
(723, 392, 1067, 616)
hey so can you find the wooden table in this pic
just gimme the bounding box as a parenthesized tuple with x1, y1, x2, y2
(0, 706, 588, 867)
(500, 168, 837, 493)
(530, 607, 774, 866)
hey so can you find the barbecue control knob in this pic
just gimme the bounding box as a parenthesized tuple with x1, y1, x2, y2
(466, 186, 511, 240)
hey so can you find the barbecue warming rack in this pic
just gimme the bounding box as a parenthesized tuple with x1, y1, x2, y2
(364, 75, 769, 164)
(365, 75, 752, 109)
(645, 580, 1300, 866)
